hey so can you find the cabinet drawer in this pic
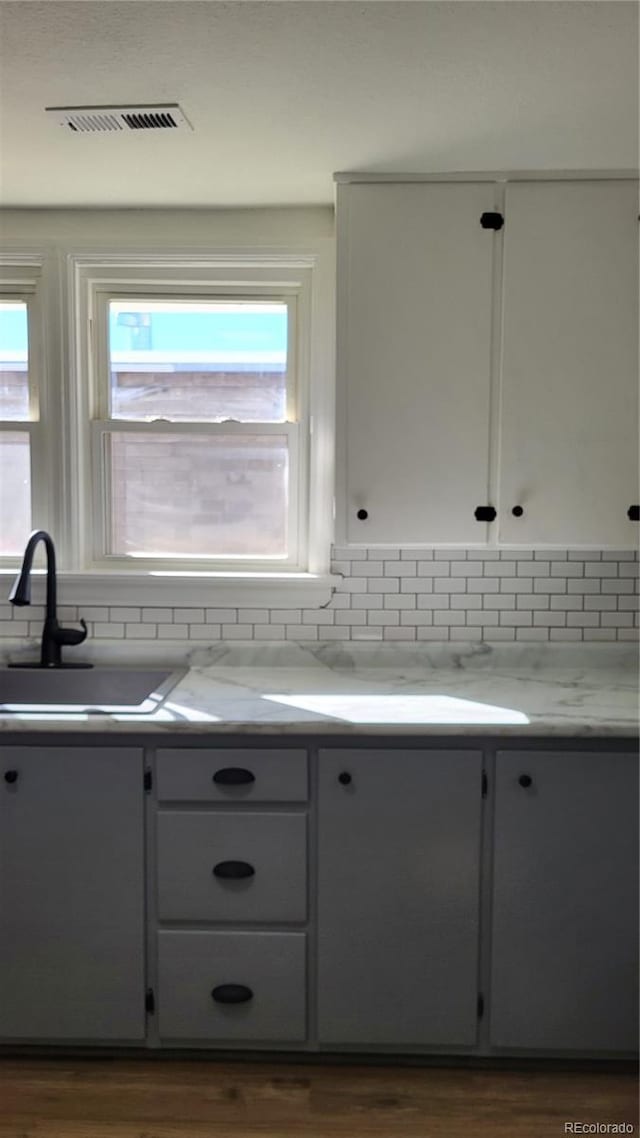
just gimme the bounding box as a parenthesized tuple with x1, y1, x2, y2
(156, 749, 308, 803)
(158, 930, 306, 1041)
(157, 812, 307, 923)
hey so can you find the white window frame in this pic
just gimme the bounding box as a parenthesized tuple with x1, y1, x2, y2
(61, 250, 335, 605)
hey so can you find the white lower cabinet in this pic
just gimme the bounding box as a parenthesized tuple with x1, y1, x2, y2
(317, 748, 483, 1048)
(1, 739, 636, 1056)
(0, 746, 145, 1042)
(490, 750, 639, 1054)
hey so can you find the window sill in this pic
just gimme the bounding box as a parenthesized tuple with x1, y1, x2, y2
(0, 571, 339, 610)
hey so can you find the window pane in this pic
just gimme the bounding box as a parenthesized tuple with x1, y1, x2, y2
(108, 433, 288, 557)
(0, 433, 31, 554)
(109, 301, 287, 422)
(0, 302, 29, 420)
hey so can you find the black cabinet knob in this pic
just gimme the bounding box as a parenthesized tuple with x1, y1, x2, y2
(211, 984, 253, 1005)
(213, 767, 255, 786)
(4, 770, 18, 785)
(512, 506, 524, 518)
(338, 771, 352, 786)
(213, 860, 255, 880)
(518, 774, 533, 788)
(356, 509, 368, 521)
(628, 505, 639, 521)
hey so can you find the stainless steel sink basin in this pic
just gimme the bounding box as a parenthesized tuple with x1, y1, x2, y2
(0, 667, 185, 712)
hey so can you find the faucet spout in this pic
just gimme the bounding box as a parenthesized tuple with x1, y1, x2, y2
(9, 530, 57, 620)
(9, 530, 91, 668)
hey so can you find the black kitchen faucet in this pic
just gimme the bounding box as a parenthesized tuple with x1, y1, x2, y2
(8, 530, 92, 668)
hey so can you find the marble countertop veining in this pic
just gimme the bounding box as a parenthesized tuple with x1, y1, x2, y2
(0, 642, 637, 736)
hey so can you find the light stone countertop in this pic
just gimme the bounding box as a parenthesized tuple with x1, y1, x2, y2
(0, 642, 637, 736)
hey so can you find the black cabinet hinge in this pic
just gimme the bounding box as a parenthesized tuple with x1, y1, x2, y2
(477, 993, 484, 1019)
(145, 988, 155, 1015)
(474, 505, 497, 523)
(144, 769, 152, 792)
(480, 211, 504, 231)
(481, 771, 488, 798)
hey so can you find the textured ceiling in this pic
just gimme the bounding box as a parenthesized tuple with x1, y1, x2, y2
(0, 1, 637, 207)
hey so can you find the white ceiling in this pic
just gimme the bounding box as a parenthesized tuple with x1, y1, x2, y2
(0, 1, 637, 208)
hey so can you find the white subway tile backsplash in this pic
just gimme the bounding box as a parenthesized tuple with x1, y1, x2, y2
(384, 594, 417, 610)
(533, 578, 567, 594)
(142, 607, 172, 623)
(433, 611, 466, 626)
(450, 626, 483, 640)
(500, 577, 533, 593)
(416, 594, 451, 610)
(567, 612, 600, 627)
(450, 594, 482, 609)
(568, 579, 602, 594)
(602, 577, 633, 594)
(173, 608, 204, 623)
(483, 594, 516, 610)
(21, 547, 632, 649)
(384, 626, 417, 640)
(157, 624, 186, 640)
(351, 594, 383, 609)
(468, 578, 499, 593)
(533, 612, 566, 627)
(206, 609, 237, 623)
(367, 611, 400, 626)
(550, 595, 583, 610)
(401, 577, 435, 593)
(516, 594, 550, 610)
(435, 578, 466, 593)
(222, 623, 253, 639)
(126, 623, 156, 639)
(94, 622, 125, 638)
(373, 578, 400, 593)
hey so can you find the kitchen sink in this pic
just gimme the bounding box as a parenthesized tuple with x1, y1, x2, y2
(0, 667, 185, 712)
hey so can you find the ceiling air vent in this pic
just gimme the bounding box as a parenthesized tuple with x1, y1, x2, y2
(45, 104, 193, 133)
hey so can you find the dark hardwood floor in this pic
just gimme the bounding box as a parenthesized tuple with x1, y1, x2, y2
(0, 1058, 637, 1138)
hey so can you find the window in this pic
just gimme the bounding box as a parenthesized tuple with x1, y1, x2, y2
(0, 241, 333, 603)
(68, 252, 333, 590)
(97, 299, 295, 561)
(0, 260, 45, 559)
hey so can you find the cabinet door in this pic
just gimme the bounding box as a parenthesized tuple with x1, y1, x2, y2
(491, 750, 639, 1053)
(338, 183, 495, 545)
(0, 746, 145, 1041)
(498, 181, 639, 545)
(318, 748, 483, 1047)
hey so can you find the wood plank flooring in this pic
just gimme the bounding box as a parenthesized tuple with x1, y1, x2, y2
(0, 1058, 637, 1138)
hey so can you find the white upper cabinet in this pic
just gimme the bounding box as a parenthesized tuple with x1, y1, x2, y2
(337, 182, 496, 545)
(497, 180, 638, 546)
(336, 177, 638, 549)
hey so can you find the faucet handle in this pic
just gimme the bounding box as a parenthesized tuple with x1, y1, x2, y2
(56, 618, 88, 646)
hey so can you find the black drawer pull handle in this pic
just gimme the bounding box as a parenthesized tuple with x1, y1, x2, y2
(4, 770, 18, 785)
(213, 860, 255, 880)
(474, 505, 497, 522)
(338, 771, 352, 786)
(518, 774, 533, 789)
(356, 508, 368, 521)
(211, 984, 253, 1005)
(213, 768, 255, 786)
(628, 505, 639, 521)
(512, 505, 524, 518)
